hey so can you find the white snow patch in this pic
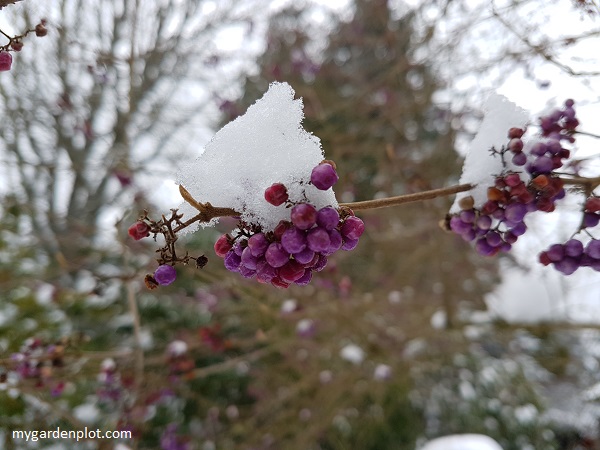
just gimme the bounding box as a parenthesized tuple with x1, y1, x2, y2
(73, 403, 100, 423)
(451, 93, 529, 213)
(340, 344, 365, 365)
(421, 434, 503, 450)
(176, 82, 338, 232)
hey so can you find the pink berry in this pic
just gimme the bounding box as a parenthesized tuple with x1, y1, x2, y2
(264, 183, 289, 206)
(214, 234, 232, 257)
(128, 221, 151, 240)
(0, 52, 13, 72)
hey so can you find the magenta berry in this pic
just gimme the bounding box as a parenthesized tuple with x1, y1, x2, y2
(310, 163, 339, 190)
(214, 234, 232, 257)
(128, 221, 151, 240)
(0, 52, 13, 71)
(264, 183, 289, 206)
(341, 216, 365, 240)
(291, 203, 317, 230)
(154, 265, 177, 286)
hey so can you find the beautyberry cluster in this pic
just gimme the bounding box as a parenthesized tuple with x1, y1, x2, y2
(214, 161, 364, 288)
(8, 337, 67, 396)
(448, 100, 577, 258)
(539, 196, 600, 275)
(0, 20, 48, 72)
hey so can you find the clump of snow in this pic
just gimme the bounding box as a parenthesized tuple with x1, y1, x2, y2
(340, 343, 365, 365)
(421, 434, 503, 450)
(451, 94, 529, 213)
(176, 82, 338, 232)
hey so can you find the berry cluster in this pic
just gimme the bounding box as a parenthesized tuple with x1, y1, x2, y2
(166, 340, 195, 381)
(214, 161, 364, 288)
(448, 100, 577, 258)
(0, 20, 48, 72)
(539, 196, 600, 275)
(97, 358, 123, 403)
(8, 337, 67, 396)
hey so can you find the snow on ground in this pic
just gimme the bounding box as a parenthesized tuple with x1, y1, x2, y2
(420, 434, 503, 450)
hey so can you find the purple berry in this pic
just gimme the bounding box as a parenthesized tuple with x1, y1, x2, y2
(154, 265, 177, 285)
(450, 216, 472, 235)
(583, 212, 600, 229)
(512, 152, 527, 166)
(475, 238, 496, 256)
(316, 207, 340, 230)
(241, 247, 259, 270)
(564, 239, 584, 257)
(307, 227, 331, 252)
(313, 254, 328, 271)
(586, 240, 600, 259)
(293, 247, 315, 264)
(476, 215, 492, 231)
(485, 231, 503, 247)
(311, 163, 339, 190)
(529, 156, 553, 174)
(294, 270, 313, 286)
(341, 238, 359, 251)
(546, 244, 565, 262)
(265, 242, 290, 268)
(291, 203, 317, 230)
(530, 142, 547, 156)
(341, 216, 365, 240)
(459, 210, 476, 223)
(224, 250, 242, 272)
(325, 229, 343, 254)
(247, 233, 269, 257)
(553, 257, 579, 275)
(510, 222, 527, 237)
(281, 227, 307, 254)
(239, 265, 257, 279)
(505, 203, 527, 223)
(256, 260, 277, 283)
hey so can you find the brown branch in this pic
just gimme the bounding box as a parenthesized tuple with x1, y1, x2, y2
(177, 174, 600, 223)
(340, 183, 474, 211)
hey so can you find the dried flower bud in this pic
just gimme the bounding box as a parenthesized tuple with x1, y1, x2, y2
(458, 196, 475, 210)
(35, 23, 48, 37)
(11, 40, 23, 52)
(144, 274, 159, 290)
(196, 255, 208, 269)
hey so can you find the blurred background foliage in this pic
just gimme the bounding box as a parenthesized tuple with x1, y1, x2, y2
(1, 0, 600, 449)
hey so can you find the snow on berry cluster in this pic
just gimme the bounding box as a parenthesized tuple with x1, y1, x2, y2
(448, 97, 587, 266)
(214, 161, 365, 288)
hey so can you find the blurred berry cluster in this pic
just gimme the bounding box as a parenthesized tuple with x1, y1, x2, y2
(448, 99, 600, 275)
(0, 20, 48, 71)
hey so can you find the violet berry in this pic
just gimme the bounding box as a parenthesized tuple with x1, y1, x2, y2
(154, 265, 177, 286)
(0, 52, 13, 72)
(311, 162, 339, 190)
(291, 203, 317, 230)
(264, 183, 289, 206)
(341, 216, 365, 240)
(128, 221, 151, 240)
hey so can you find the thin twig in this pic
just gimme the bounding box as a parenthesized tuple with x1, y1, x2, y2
(339, 183, 474, 211)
